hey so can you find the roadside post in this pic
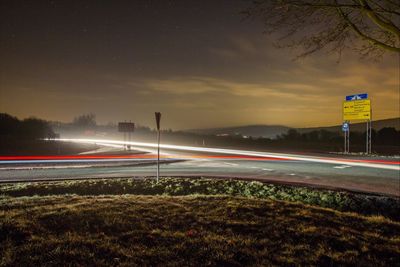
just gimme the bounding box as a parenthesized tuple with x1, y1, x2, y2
(155, 112, 161, 182)
(342, 122, 349, 153)
(118, 121, 135, 150)
(343, 93, 372, 154)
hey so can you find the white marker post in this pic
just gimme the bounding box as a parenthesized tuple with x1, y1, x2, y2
(342, 122, 349, 154)
(155, 112, 161, 182)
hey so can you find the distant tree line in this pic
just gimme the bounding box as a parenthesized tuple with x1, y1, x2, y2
(0, 113, 55, 139)
(277, 128, 400, 146)
(155, 128, 399, 155)
(54, 113, 154, 136)
(72, 113, 97, 128)
(1, 112, 398, 155)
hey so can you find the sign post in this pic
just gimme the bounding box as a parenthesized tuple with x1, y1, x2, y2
(155, 112, 161, 182)
(342, 122, 349, 154)
(343, 93, 372, 154)
(366, 120, 368, 154)
(369, 112, 372, 153)
(118, 121, 135, 150)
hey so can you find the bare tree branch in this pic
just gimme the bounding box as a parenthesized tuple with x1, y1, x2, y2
(369, 0, 400, 16)
(244, 0, 400, 59)
(336, 5, 400, 52)
(359, 0, 400, 38)
(382, 0, 400, 9)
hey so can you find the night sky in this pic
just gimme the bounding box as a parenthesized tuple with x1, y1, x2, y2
(0, 0, 398, 129)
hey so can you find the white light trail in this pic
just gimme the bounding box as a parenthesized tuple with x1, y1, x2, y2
(55, 138, 400, 170)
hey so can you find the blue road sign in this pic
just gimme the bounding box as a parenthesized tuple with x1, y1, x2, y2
(342, 122, 349, 132)
(346, 93, 368, 101)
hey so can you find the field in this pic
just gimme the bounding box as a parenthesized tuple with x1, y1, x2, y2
(1, 178, 399, 266)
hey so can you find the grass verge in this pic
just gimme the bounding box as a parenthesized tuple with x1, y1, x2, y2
(1, 177, 399, 220)
(1, 177, 399, 266)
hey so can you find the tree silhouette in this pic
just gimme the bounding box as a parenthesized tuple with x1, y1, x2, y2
(377, 127, 400, 145)
(244, 0, 400, 58)
(73, 113, 97, 129)
(0, 113, 54, 139)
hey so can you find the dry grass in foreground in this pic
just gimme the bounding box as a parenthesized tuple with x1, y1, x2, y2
(1, 194, 399, 266)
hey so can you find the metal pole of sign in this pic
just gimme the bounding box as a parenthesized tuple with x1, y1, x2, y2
(343, 122, 349, 154)
(128, 132, 131, 150)
(368, 120, 371, 154)
(128, 121, 130, 149)
(155, 112, 161, 183)
(157, 130, 160, 181)
(369, 120, 372, 154)
(347, 127, 350, 153)
(124, 132, 126, 150)
(124, 120, 126, 151)
(346, 131, 348, 154)
(369, 109, 372, 154)
(344, 128, 346, 154)
(366, 120, 369, 154)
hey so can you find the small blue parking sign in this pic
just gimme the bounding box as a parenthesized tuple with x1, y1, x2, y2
(342, 122, 349, 132)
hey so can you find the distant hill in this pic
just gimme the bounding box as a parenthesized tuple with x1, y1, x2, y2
(185, 118, 400, 139)
(185, 125, 291, 139)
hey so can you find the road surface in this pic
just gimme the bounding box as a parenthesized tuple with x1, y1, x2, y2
(0, 138, 399, 196)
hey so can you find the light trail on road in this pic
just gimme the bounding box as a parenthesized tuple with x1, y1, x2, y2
(51, 138, 400, 170)
(1, 138, 399, 195)
(0, 154, 290, 161)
